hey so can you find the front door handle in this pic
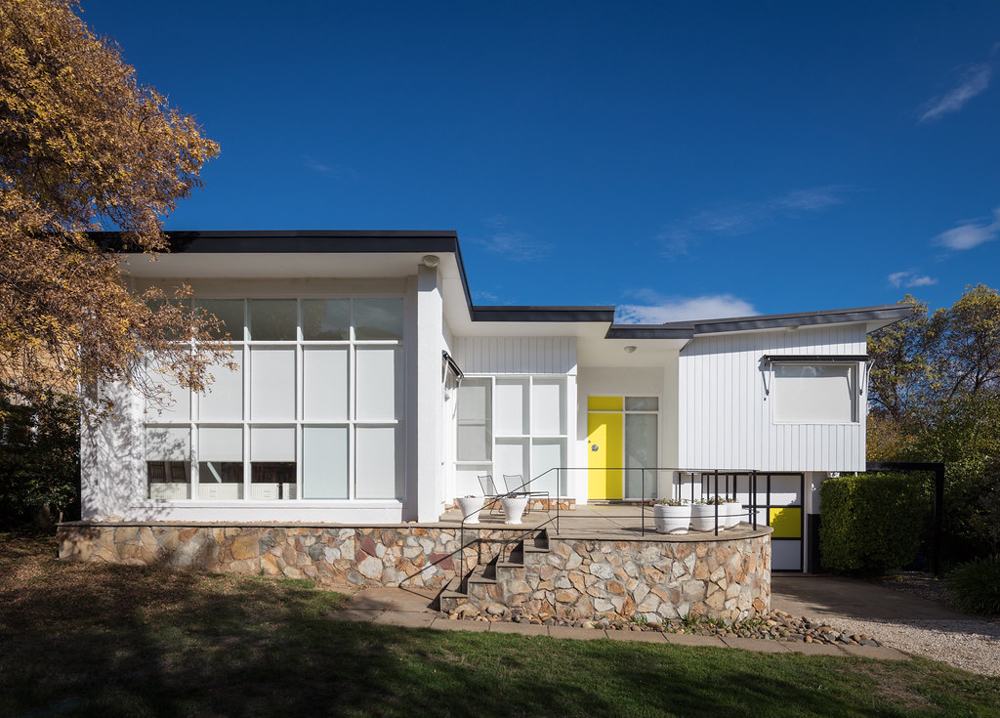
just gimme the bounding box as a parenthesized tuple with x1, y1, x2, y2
(591, 444, 599, 452)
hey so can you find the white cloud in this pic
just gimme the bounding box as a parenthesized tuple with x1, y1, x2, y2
(302, 155, 359, 180)
(933, 208, 1000, 250)
(470, 215, 551, 261)
(888, 270, 938, 289)
(657, 186, 847, 256)
(615, 291, 757, 324)
(920, 63, 992, 123)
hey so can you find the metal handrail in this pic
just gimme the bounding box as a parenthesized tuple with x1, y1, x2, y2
(458, 468, 563, 590)
(456, 466, 762, 589)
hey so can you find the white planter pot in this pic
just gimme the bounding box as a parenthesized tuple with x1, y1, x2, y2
(723, 503, 743, 528)
(690, 503, 720, 532)
(457, 496, 484, 524)
(653, 504, 690, 534)
(501, 496, 528, 525)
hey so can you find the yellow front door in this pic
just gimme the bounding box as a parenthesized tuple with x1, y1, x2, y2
(588, 397, 623, 500)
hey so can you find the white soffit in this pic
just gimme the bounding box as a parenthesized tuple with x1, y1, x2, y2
(120, 252, 438, 280)
(577, 337, 687, 367)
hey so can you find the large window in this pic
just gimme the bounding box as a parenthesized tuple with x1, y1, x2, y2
(772, 363, 857, 424)
(455, 375, 569, 496)
(144, 297, 404, 501)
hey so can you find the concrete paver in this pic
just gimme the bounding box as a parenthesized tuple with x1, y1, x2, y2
(429, 617, 491, 632)
(604, 630, 669, 643)
(489, 621, 549, 636)
(720, 636, 790, 653)
(348, 587, 438, 613)
(784, 641, 847, 657)
(662, 633, 727, 648)
(548, 626, 607, 640)
(840, 644, 911, 661)
(332, 609, 380, 623)
(372, 612, 436, 628)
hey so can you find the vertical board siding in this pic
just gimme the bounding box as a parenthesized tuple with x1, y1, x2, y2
(453, 336, 577, 375)
(678, 326, 867, 472)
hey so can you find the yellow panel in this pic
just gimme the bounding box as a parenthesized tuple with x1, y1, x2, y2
(588, 412, 623, 499)
(587, 396, 623, 412)
(769, 507, 802, 539)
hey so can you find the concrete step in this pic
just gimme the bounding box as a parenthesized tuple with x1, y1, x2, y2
(438, 576, 467, 614)
(439, 529, 549, 615)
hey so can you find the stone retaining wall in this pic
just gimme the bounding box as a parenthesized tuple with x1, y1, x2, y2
(460, 533, 771, 624)
(57, 522, 771, 622)
(56, 523, 525, 589)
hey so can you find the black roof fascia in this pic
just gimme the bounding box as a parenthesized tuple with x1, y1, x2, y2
(94, 229, 461, 255)
(96, 229, 611, 325)
(763, 354, 869, 363)
(605, 325, 695, 339)
(472, 306, 616, 323)
(605, 304, 914, 339)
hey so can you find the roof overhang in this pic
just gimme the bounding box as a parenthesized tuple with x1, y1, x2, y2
(104, 230, 614, 339)
(606, 303, 914, 340)
(103, 231, 915, 345)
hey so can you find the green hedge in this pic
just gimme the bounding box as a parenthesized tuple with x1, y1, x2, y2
(819, 472, 930, 574)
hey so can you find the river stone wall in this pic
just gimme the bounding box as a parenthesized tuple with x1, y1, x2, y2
(56, 523, 527, 589)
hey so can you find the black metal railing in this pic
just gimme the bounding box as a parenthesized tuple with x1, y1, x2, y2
(455, 467, 763, 588)
(457, 471, 563, 589)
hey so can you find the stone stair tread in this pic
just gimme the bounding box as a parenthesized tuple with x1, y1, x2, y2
(467, 564, 496, 585)
(438, 576, 465, 599)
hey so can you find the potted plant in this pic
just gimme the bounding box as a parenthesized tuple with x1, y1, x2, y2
(457, 495, 484, 524)
(653, 497, 690, 534)
(690, 497, 722, 532)
(500, 494, 528, 525)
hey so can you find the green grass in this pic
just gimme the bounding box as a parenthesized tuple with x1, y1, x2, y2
(2, 531, 999, 717)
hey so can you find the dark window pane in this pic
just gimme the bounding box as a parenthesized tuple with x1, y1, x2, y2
(302, 299, 350, 340)
(195, 300, 244, 341)
(354, 299, 403, 340)
(248, 299, 297, 341)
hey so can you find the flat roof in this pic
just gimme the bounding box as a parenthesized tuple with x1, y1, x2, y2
(99, 230, 613, 326)
(100, 230, 913, 336)
(606, 304, 914, 339)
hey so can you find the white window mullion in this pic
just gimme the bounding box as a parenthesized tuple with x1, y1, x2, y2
(349, 323, 356, 500)
(242, 300, 250, 494)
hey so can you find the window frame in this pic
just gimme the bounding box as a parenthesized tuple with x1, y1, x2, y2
(767, 357, 861, 425)
(142, 296, 405, 502)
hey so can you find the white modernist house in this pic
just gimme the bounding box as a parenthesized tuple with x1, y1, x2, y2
(81, 230, 910, 571)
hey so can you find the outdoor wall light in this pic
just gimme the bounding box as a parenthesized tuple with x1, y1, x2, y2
(624, 345, 637, 354)
(421, 255, 440, 268)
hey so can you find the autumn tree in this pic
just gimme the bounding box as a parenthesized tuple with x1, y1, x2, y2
(0, 0, 228, 412)
(868, 285, 1000, 460)
(867, 285, 1000, 561)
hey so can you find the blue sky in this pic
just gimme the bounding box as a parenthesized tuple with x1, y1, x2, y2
(83, 1, 1000, 321)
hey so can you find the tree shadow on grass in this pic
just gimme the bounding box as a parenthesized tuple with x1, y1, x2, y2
(1, 534, 996, 717)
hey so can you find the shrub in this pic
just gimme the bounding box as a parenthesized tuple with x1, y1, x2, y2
(948, 555, 1000, 615)
(819, 472, 930, 574)
(0, 386, 80, 527)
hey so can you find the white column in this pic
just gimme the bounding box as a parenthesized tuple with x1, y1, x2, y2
(80, 381, 142, 520)
(413, 264, 443, 522)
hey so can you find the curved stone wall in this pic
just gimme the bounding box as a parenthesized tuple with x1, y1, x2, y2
(515, 533, 770, 624)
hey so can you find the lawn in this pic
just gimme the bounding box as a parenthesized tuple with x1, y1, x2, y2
(1, 531, 998, 717)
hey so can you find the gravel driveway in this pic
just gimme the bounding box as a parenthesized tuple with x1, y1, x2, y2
(772, 575, 1000, 677)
